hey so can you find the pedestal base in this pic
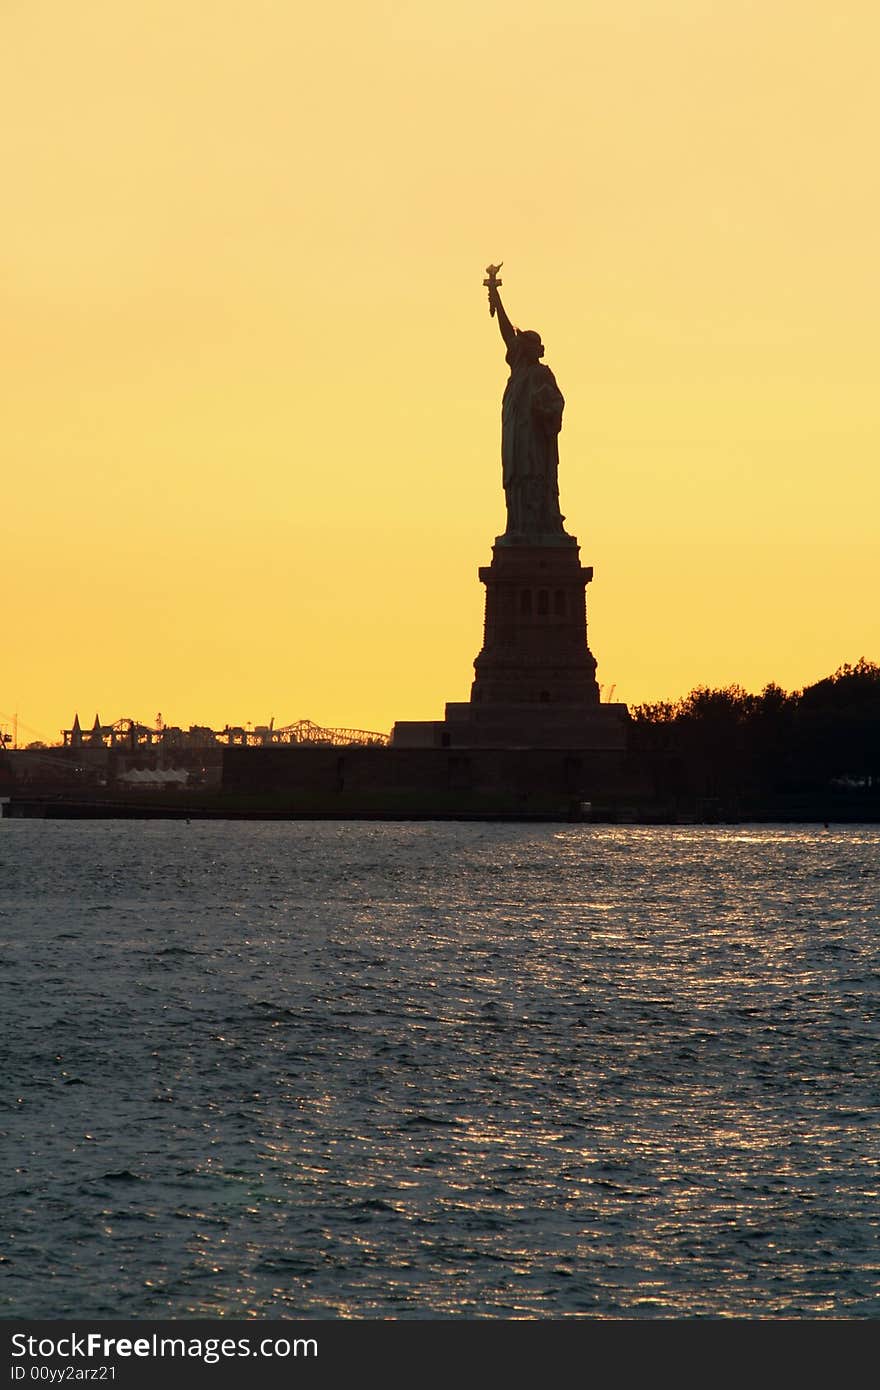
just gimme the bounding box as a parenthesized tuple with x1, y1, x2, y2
(392, 702, 630, 750)
(471, 538, 599, 707)
(391, 531, 626, 753)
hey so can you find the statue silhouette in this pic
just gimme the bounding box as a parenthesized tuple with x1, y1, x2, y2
(486, 276, 567, 542)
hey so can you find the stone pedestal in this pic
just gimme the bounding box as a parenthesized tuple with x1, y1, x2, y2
(470, 536, 599, 707)
(392, 532, 629, 752)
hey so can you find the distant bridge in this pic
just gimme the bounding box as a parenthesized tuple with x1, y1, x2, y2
(59, 716, 390, 750)
(221, 719, 389, 748)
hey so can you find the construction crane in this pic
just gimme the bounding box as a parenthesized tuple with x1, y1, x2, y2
(0, 709, 51, 749)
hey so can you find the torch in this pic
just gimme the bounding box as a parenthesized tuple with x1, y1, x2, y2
(483, 262, 503, 316)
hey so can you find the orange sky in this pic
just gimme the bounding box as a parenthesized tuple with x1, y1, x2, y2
(2, 1, 878, 744)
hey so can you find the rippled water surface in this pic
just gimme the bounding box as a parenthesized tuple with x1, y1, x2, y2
(2, 820, 879, 1318)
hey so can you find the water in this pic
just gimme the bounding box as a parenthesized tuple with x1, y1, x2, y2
(1, 821, 878, 1318)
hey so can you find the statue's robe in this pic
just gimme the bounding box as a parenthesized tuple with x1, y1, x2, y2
(501, 359, 565, 538)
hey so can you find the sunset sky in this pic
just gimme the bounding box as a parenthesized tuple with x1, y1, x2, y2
(3, 1, 878, 744)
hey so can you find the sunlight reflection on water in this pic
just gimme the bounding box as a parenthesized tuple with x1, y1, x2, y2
(1, 820, 879, 1317)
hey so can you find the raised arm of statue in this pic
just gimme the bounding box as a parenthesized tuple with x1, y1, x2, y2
(488, 283, 517, 352)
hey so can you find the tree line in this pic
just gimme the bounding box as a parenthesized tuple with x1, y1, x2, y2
(630, 658, 880, 814)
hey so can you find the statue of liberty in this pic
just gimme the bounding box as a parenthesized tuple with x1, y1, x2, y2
(484, 265, 569, 543)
